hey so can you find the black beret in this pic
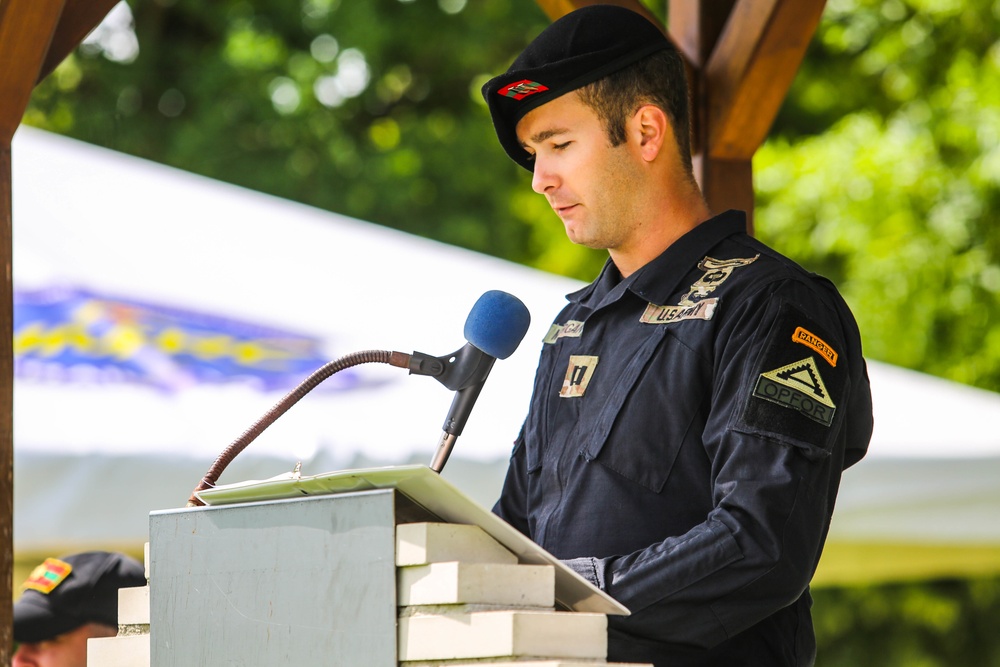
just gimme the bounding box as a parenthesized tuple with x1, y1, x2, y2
(482, 4, 671, 171)
(14, 551, 146, 643)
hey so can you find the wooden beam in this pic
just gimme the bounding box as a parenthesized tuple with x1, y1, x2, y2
(669, 1, 756, 227)
(533, 0, 661, 27)
(668, 1, 737, 172)
(668, 0, 737, 68)
(0, 0, 67, 143)
(1, 1, 73, 661)
(693, 154, 755, 234)
(705, 0, 826, 160)
(0, 142, 12, 667)
(37, 0, 121, 83)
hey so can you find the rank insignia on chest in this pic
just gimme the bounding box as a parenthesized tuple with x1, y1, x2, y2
(560, 355, 598, 398)
(753, 356, 836, 426)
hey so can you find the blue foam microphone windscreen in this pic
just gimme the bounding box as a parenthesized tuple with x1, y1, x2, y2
(463, 290, 531, 360)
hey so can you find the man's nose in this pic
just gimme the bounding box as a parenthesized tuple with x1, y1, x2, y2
(531, 156, 558, 194)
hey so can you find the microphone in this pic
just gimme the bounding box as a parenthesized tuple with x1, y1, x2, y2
(410, 290, 530, 472)
(186, 290, 530, 505)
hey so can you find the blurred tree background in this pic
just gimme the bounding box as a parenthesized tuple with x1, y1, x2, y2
(21, 0, 1000, 663)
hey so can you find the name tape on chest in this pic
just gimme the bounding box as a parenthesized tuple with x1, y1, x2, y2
(641, 298, 717, 324)
(544, 320, 585, 344)
(641, 255, 758, 325)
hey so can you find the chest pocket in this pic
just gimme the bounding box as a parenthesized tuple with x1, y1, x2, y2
(569, 326, 705, 493)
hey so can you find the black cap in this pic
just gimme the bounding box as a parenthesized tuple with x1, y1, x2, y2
(482, 4, 671, 171)
(13, 551, 146, 643)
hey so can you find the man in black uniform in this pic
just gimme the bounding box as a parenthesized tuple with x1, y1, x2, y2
(482, 5, 873, 666)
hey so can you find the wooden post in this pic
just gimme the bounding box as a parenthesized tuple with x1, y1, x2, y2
(0, 0, 66, 654)
(0, 0, 101, 659)
(670, 0, 827, 232)
(0, 142, 11, 663)
(669, 2, 753, 229)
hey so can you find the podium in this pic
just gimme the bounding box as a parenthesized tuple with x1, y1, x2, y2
(125, 465, 646, 667)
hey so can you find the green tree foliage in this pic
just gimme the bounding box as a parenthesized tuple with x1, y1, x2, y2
(755, 0, 1000, 391)
(752, 3, 1000, 663)
(813, 577, 1000, 667)
(26, 0, 607, 278)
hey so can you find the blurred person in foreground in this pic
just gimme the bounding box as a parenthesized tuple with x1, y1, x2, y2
(12, 551, 146, 667)
(482, 5, 873, 666)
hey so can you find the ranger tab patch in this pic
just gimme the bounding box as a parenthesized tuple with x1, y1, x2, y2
(792, 326, 838, 366)
(753, 357, 836, 426)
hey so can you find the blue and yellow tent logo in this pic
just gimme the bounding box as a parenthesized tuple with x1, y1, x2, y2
(14, 287, 361, 392)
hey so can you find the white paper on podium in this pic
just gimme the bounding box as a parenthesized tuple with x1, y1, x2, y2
(196, 464, 630, 616)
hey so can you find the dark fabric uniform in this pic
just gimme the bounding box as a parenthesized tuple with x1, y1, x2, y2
(493, 210, 873, 667)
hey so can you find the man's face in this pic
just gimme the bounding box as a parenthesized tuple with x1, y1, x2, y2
(12, 623, 115, 667)
(516, 91, 644, 252)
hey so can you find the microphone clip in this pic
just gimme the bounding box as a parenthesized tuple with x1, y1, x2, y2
(407, 344, 495, 392)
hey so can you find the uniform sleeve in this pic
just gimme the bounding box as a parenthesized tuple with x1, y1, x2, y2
(492, 427, 532, 537)
(565, 279, 873, 648)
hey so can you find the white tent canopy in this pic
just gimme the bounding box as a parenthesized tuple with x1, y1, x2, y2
(12, 127, 1000, 584)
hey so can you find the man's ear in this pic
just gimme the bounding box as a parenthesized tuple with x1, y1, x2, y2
(632, 105, 672, 163)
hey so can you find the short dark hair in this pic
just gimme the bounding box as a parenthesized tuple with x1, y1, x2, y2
(576, 47, 694, 174)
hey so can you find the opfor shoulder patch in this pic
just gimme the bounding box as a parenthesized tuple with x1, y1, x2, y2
(641, 255, 758, 326)
(23, 558, 73, 594)
(560, 355, 598, 398)
(498, 79, 549, 100)
(753, 357, 836, 426)
(792, 326, 838, 367)
(739, 302, 848, 456)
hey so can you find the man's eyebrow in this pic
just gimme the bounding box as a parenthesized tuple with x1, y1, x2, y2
(520, 127, 570, 148)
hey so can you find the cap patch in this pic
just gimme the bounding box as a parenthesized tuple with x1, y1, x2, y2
(753, 357, 836, 426)
(498, 79, 549, 100)
(23, 558, 73, 594)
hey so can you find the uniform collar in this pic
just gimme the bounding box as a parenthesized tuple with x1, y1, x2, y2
(567, 210, 748, 308)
